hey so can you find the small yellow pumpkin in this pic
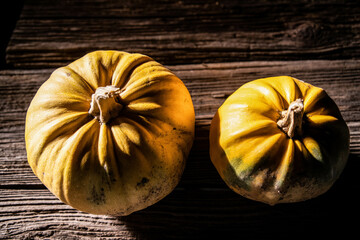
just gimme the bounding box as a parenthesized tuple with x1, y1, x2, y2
(25, 51, 195, 215)
(210, 76, 349, 205)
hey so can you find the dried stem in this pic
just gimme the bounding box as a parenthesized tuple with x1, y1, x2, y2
(89, 85, 123, 124)
(277, 98, 304, 138)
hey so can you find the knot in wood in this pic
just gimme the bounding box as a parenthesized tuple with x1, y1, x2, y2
(289, 22, 328, 47)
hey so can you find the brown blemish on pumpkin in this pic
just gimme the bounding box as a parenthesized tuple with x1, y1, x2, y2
(87, 186, 106, 205)
(136, 177, 149, 188)
(141, 185, 163, 204)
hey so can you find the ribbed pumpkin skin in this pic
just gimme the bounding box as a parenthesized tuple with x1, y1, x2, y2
(25, 51, 195, 215)
(210, 76, 349, 205)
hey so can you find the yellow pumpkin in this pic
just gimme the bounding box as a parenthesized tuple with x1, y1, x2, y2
(210, 76, 349, 205)
(25, 51, 195, 215)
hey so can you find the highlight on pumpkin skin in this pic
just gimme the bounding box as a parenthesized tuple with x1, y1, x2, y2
(209, 76, 350, 205)
(25, 50, 195, 215)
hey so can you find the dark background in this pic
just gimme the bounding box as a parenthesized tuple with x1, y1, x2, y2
(0, 1, 24, 69)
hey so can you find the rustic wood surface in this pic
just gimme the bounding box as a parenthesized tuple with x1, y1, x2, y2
(1, 0, 360, 239)
(6, 0, 360, 68)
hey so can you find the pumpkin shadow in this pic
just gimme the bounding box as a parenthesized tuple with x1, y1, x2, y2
(115, 122, 360, 239)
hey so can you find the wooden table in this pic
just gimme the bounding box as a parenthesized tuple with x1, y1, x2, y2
(1, 0, 360, 239)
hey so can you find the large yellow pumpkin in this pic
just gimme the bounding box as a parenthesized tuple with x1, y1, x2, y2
(25, 51, 195, 215)
(210, 76, 349, 205)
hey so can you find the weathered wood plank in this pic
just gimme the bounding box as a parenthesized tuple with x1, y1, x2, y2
(1, 175, 359, 240)
(1, 60, 360, 190)
(6, 0, 360, 68)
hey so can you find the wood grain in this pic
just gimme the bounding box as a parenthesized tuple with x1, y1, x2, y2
(1, 177, 359, 240)
(6, 0, 360, 68)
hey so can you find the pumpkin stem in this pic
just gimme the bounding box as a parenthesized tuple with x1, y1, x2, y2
(89, 85, 123, 124)
(277, 98, 304, 138)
